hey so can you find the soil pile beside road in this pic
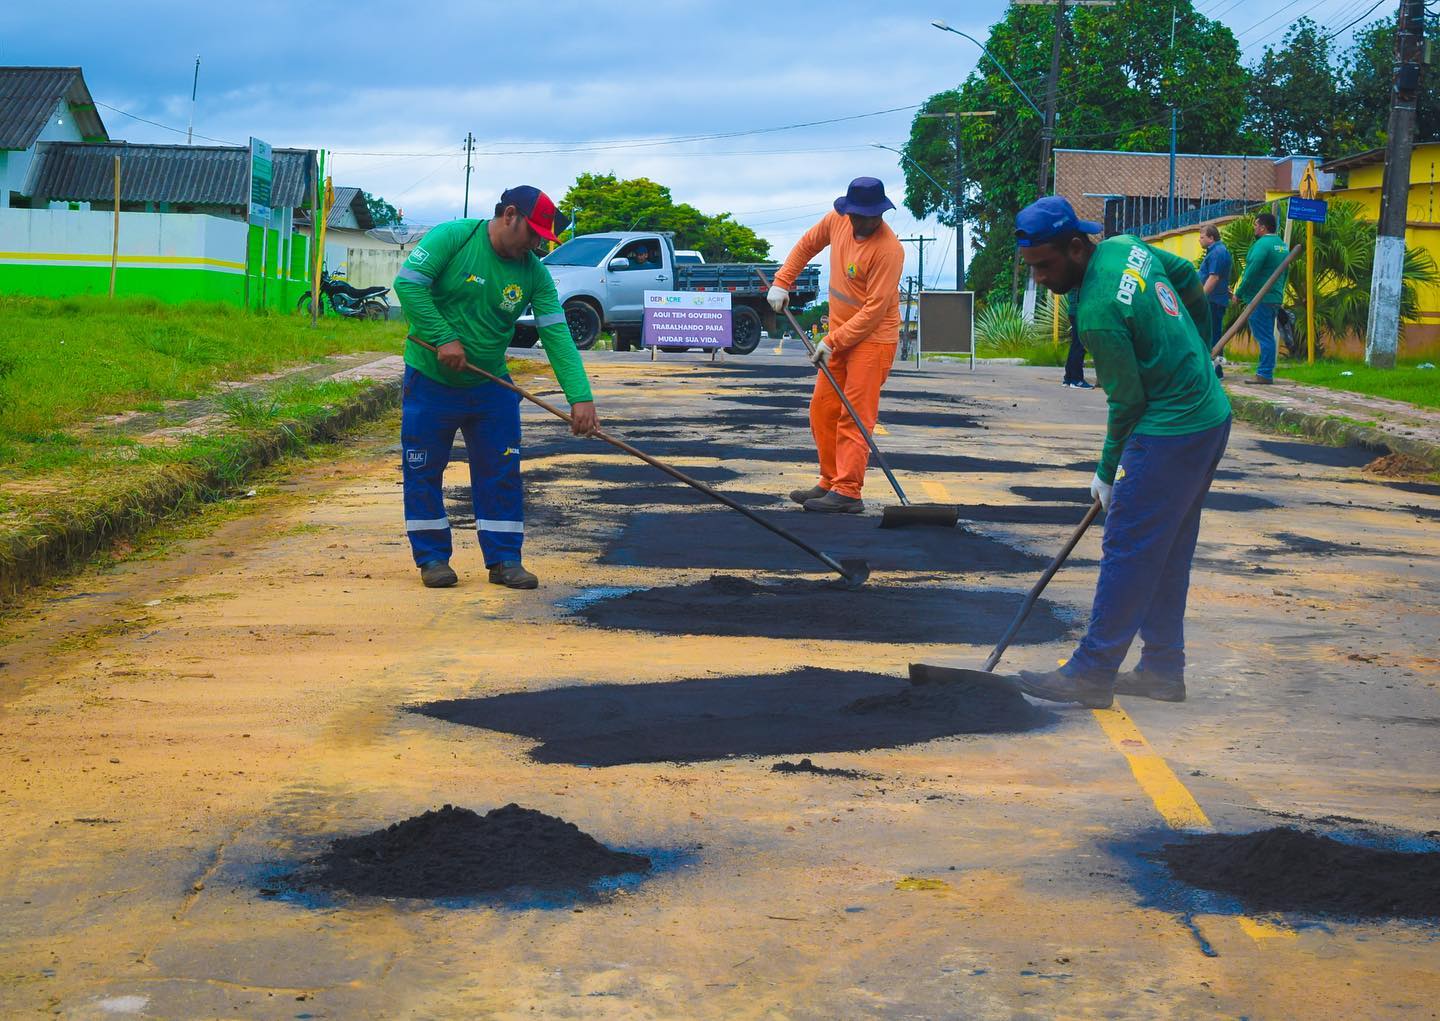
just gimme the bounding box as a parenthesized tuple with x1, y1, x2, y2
(413, 667, 1053, 766)
(572, 574, 1070, 644)
(771, 758, 875, 779)
(1151, 827, 1440, 920)
(295, 804, 650, 899)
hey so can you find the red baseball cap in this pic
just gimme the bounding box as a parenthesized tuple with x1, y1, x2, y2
(499, 185, 569, 242)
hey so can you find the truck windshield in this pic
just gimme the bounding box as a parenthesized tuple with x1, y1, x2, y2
(544, 237, 619, 267)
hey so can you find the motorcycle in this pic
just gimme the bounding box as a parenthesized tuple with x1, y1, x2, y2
(297, 271, 391, 320)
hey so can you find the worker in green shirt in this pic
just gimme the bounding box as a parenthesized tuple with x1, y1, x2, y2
(1010, 196, 1233, 709)
(1232, 211, 1289, 384)
(394, 186, 599, 590)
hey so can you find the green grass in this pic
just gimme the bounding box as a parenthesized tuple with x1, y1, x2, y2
(0, 294, 404, 442)
(1266, 360, 1440, 410)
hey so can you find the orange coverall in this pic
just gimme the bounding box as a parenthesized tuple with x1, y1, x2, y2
(773, 210, 905, 499)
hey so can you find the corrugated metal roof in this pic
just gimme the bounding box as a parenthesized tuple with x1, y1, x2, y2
(24, 142, 318, 208)
(0, 67, 107, 149)
(328, 185, 375, 229)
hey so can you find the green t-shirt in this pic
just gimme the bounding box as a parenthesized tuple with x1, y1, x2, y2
(393, 219, 592, 404)
(1074, 235, 1233, 484)
(1236, 233, 1289, 306)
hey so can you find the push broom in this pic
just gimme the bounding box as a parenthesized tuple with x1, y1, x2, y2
(755, 269, 960, 529)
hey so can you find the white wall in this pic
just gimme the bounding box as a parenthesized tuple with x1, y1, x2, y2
(0, 207, 248, 272)
(344, 246, 408, 289)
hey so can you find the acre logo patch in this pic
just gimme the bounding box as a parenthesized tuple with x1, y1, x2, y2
(405, 448, 428, 469)
(1155, 279, 1181, 317)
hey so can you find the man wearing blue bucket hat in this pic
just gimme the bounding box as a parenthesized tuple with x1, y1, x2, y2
(769, 178, 905, 513)
(1009, 196, 1232, 709)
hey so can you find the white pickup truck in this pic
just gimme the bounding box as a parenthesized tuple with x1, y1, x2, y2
(514, 231, 820, 355)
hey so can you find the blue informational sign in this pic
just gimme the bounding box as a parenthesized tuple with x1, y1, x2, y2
(1288, 198, 1328, 223)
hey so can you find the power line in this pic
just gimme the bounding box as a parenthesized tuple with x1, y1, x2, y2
(1322, 0, 1387, 39)
(94, 101, 239, 145)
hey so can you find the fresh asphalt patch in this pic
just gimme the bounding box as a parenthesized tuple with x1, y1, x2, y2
(1253, 438, 1378, 469)
(1009, 484, 1278, 513)
(411, 667, 1054, 766)
(596, 510, 1051, 573)
(567, 574, 1071, 644)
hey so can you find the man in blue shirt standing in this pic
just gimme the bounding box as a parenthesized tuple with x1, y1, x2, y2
(1197, 224, 1231, 350)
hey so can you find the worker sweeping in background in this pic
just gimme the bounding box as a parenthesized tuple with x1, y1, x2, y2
(394, 186, 599, 590)
(768, 177, 905, 514)
(1010, 196, 1232, 709)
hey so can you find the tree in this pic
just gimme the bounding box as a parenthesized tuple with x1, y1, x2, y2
(363, 192, 402, 226)
(1335, 13, 1440, 157)
(900, 1, 1250, 304)
(1244, 19, 1339, 156)
(557, 173, 770, 262)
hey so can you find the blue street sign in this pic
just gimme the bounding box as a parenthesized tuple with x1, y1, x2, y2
(1289, 198, 1328, 223)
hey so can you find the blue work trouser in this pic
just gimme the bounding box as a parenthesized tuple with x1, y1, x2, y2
(1067, 418, 1232, 680)
(1250, 303, 1278, 379)
(401, 365, 523, 568)
(1062, 337, 1086, 384)
(1208, 301, 1226, 349)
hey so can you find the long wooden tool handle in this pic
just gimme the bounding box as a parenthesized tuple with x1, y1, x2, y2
(1211, 242, 1304, 358)
(982, 499, 1103, 673)
(753, 268, 910, 506)
(406, 338, 857, 582)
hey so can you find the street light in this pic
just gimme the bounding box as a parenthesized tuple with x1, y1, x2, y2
(930, 20, 1042, 117)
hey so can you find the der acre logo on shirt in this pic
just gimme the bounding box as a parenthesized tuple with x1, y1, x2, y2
(500, 283, 524, 311)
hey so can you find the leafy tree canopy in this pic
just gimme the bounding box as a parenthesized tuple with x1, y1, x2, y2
(558, 173, 770, 262)
(363, 191, 402, 226)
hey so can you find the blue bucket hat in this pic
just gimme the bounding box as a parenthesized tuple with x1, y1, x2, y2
(1015, 195, 1102, 246)
(834, 177, 896, 217)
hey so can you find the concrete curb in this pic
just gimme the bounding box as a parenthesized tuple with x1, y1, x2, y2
(0, 377, 401, 605)
(1227, 391, 1440, 472)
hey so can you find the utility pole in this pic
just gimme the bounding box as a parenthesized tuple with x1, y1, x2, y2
(1167, 3, 1178, 228)
(899, 235, 936, 294)
(462, 132, 475, 218)
(1367, 0, 1426, 368)
(186, 56, 200, 145)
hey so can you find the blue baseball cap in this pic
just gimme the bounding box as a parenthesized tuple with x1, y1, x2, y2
(1015, 196, 1102, 247)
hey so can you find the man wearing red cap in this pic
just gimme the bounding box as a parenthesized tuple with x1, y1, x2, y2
(394, 186, 599, 590)
(769, 177, 905, 513)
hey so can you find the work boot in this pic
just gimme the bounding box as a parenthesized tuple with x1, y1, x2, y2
(1012, 665, 1114, 709)
(1113, 667, 1186, 703)
(1242, 374, 1274, 385)
(789, 484, 829, 506)
(804, 491, 864, 514)
(420, 560, 458, 588)
(488, 561, 539, 590)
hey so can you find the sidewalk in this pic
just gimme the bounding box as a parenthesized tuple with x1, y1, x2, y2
(1224, 378, 1440, 472)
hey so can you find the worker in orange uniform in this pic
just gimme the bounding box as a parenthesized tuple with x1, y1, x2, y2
(768, 177, 905, 513)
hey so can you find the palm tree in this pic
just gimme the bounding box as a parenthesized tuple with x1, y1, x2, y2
(1221, 202, 1439, 359)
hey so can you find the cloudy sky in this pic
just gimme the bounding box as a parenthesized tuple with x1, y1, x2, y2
(8, 0, 1386, 286)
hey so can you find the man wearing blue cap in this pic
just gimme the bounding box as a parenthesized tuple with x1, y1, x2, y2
(1009, 196, 1232, 708)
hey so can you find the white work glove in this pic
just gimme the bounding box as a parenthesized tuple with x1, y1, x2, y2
(810, 340, 833, 368)
(1090, 472, 1113, 512)
(767, 285, 789, 313)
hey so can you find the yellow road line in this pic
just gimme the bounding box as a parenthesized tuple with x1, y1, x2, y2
(921, 480, 953, 502)
(873, 423, 889, 436)
(1092, 705, 1296, 943)
(1091, 706, 1211, 831)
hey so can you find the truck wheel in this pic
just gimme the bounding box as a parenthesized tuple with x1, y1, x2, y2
(727, 305, 763, 355)
(614, 325, 642, 352)
(511, 325, 539, 348)
(565, 300, 602, 350)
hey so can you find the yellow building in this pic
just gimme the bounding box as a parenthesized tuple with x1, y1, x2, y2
(1143, 142, 1440, 359)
